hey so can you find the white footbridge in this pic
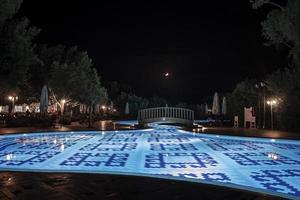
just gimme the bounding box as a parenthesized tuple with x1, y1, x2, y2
(138, 107, 194, 126)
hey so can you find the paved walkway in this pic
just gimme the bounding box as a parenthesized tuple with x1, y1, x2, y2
(0, 172, 280, 200)
(200, 127, 300, 140)
(0, 121, 133, 135)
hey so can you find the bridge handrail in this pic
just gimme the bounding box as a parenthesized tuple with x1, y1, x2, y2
(138, 107, 194, 122)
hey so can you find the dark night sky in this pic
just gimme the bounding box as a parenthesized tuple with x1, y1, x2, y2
(20, 1, 285, 103)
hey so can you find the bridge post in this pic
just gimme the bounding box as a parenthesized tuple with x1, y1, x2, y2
(166, 107, 169, 118)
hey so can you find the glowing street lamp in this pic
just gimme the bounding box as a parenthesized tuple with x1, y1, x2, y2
(267, 99, 277, 130)
(164, 72, 170, 78)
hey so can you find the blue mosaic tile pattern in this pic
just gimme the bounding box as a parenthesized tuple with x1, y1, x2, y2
(150, 143, 198, 151)
(145, 152, 218, 168)
(224, 152, 300, 166)
(60, 153, 129, 167)
(156, 172, 231, 182)
(80, 142, 137, 151)
(251, 170, 300, 196)
(0, 126, 299, 198)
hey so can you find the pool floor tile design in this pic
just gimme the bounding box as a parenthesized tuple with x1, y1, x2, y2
(60, 153, 129, 167)
(0, 127, 299, 199)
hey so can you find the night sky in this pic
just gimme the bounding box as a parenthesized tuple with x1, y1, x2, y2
(20, 1, 285, 103)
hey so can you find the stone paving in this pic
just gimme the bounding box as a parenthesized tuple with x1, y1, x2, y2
(0, 172, 281, 200)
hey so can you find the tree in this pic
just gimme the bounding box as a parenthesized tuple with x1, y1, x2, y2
(49, 46, 87, 103)
(0, 9, 40, 97)
(148, 96, 167, 108)
(266, 68, 300, 131)
(127, 94, 149, 117)
(251, 0, 300, 66)
(107, 81, 121, 101)
(0, 0, 23, 24)
(176, 102, 188, 108)
(227, 79, 258, 124)
(29, 44, 65, 94)
(76, 68, 108, 127)
(221, 96, 227, 116)
(48, 46, 108, 126)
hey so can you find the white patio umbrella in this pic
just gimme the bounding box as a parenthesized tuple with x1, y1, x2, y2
(205, 104, 209, 115)
(125, 102, 130, 115)
(212, 92, 220, 115)
(222, 96, 227, 115)
(40, 85, 48, 114)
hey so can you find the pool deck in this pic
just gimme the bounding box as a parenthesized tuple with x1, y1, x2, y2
(0, 121, 132, 135)
(0, 125, 93, 135)
(201, 127, 300, 140)
(0, 172, 281, 200)
(1, 123, 299, 140)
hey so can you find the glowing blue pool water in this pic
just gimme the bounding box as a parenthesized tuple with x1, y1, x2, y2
(0, 125, 299, 199)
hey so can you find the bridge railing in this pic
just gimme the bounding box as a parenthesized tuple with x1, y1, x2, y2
(138, 107, 194, 125)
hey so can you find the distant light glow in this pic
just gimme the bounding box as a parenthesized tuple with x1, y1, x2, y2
(6, 154, 13, 160)
(267, 99, 277, 105)
(8, 96, 18, 101)
(267, 152, 278, 160)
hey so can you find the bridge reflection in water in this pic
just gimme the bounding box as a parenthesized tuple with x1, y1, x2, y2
(138, 107, 194, 127)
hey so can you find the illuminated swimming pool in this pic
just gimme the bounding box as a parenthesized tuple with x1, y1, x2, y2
(0, 125, 299, 199)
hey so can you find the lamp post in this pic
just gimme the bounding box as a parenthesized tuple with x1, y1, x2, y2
(255, 84, 261, 128)
(262, 83, 266, 129)
(255, 82, 266, 129)
(8, 95, 18, 113)
(101, 105, 106, 116)
(267, 99, 277, 130)
(61, 99, 66, 115)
